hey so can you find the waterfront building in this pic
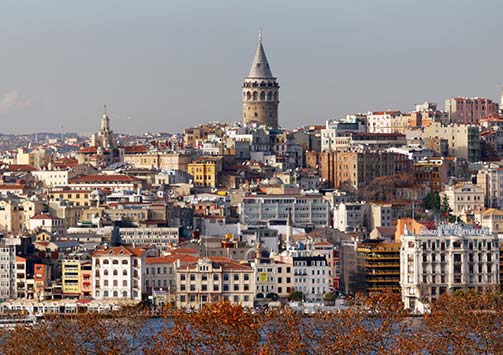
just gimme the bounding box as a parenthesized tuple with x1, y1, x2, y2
(400, 223, 500, 313)
(92, 245, 153, 301)
(175, 257, 254, 309)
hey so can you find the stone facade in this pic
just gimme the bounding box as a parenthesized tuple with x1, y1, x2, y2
(242, 33, 279, 129)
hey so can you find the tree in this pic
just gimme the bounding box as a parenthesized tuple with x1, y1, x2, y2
(323, 291, 336, 304)
(440, 194, 452, 220)
(422, 191, 440, 211)
(288, 290, 303, 302)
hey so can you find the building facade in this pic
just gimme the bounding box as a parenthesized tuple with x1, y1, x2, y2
(400, 224, 500, 313)
(242, 33, 279, 129)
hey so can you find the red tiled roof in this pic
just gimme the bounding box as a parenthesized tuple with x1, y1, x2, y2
(92, 245, 147, 257)
(123, 145, 148, 154)
(4, 164, 37, 172)
(69, 174, 138, 183)
(31, 213, 61, 220)
(78, 147, 98, 153)
(0, 184, 25, 190)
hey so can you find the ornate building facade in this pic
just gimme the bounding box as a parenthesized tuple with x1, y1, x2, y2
(242, 33, 280, 129)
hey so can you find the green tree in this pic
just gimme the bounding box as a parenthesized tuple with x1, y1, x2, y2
(422, 191, 440, 211)
(439, 194, 452, 220)
(288, 290, 303, 302)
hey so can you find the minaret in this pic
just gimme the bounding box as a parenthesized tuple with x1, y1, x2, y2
(286, 210, 293, 247)
(242, 32, 280, 129)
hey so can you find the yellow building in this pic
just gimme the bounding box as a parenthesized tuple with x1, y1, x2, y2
(357, 240, 401, 293)
(188, 157, 222, 188)
(48, 188, 94, 207)
(62, 260, 81, 296)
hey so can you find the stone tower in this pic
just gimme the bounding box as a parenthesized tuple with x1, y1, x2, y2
(242, 33, 279, 129)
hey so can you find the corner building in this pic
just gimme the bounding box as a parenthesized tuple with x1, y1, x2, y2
(242, 33, 279, 129)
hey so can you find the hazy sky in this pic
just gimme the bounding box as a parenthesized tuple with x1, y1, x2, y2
(1, 0, 502, 134)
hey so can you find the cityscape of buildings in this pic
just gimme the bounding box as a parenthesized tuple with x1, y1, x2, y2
(1, 32, 503, 316)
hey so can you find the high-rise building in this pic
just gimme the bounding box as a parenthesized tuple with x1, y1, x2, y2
(242, 33, 279, 129)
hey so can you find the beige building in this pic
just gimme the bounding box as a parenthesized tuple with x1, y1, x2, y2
(441, 182, 485, 217)
(32, 169, 73, 188)
(242, 33, 279, 129)
(0, 198, 45, 233)
(479, 208, 503, 234)
(422, 122, 480, 162)
(124, 151, 192, 172)
(176, 257, 254, 309)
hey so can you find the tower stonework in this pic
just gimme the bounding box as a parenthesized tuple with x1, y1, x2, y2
(242, 33, 279, 129)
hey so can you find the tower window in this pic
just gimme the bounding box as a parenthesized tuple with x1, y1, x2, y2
(255, 112, 258, 118)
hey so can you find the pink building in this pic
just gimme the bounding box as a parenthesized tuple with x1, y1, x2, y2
(445, 97, 498, 124)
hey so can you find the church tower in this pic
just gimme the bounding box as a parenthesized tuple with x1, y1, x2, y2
(242, 33, 279, 129)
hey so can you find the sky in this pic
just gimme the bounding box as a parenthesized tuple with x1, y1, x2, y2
(0, 0, 502, 134)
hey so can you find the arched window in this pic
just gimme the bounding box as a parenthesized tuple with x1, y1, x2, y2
(123, 280, 128, 287)
(260, 91, 265, 101)
(260, 81, 266, 87)
(123, 269, 128, 276)
(122, 291, 128, 298)
(95, 260, 100, 266)
(246, 92, 251, 101)
(103, 291, 109, 298)
(113, 269, 118, 276)
(267, 92, 272, 101)
(113, 291, 118, 298)
(103, 259, 109, 265)
(104, 269, 109, 276)
(95, 270, 100, 277)
(122, 259, 128, 265)
(273, 92, 278, 100)
(95, 290, 100, 297)
(112, 259, 119, 265)
(252, 92, 258, 101)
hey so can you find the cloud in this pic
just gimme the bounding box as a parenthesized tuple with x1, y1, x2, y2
(0, 91, 31, 114)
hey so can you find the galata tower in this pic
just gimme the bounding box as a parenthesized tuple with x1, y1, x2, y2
(242, 33, 279, 129)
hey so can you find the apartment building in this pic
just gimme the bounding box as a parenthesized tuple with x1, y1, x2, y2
(292, 256, 330, 302)
(187, 157, 223, 188)
(124, 151, 192, 172)
(0, 237, 20, 300)
(92, 245, 152, 301)
(445, 97, 498, 125)
(317, 150, 411, 190)
(240, 194, 330, 228)
(119, 227, 179, 252)
(476, 165, 503, 208)
(0, 198, 45, 233)
(333, 202, 365, 232)
(357, 240, 400, 293)
(422, 122, 481, 162)
(441, 182, 485, 217)
(400, 224, 500, 313)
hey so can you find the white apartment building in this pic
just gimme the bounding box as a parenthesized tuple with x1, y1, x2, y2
(293, 256, 330, 302)
(92, 245, 152, 301)
(119, 227, 179, 252)
(476, 165, 503, 208)
(29, 214, 66, 236)
(176, 258, 254, 309)
(367, 111, 403, 134)
(240, 194, 330, 228)
(251, 259, 293, 300)
(333, 202, 365, 232)
(0, 236, 21, 300)
(441, 182, 485, 216)
(400, 224, 500, 313)
(32, 170, 70, 188)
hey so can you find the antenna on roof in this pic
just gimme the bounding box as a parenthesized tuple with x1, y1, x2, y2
(104, 104, 107, 115)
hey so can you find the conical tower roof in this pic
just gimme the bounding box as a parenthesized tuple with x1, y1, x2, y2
(247, 32, 274, 79)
